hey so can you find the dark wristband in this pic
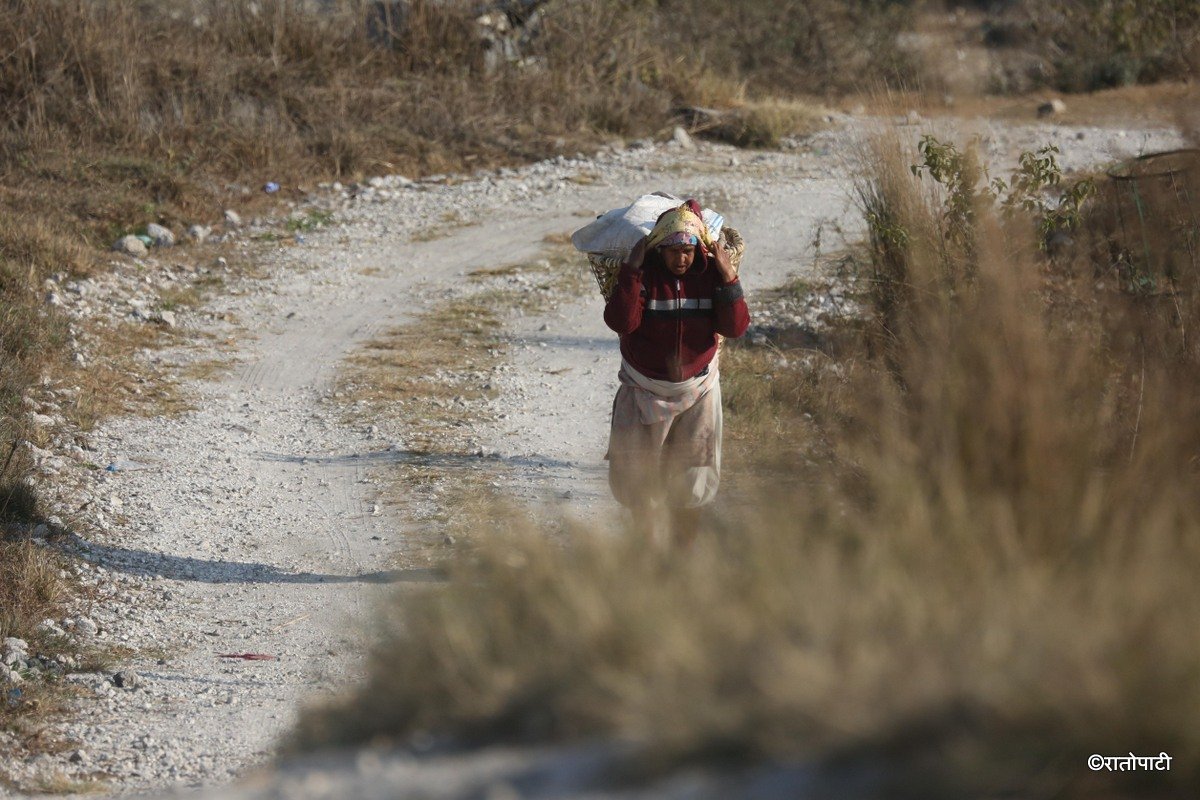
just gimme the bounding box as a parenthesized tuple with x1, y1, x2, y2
(714, 281, 744, 305)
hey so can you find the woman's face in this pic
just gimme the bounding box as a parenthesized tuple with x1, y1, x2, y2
(660, 244, 696, 276)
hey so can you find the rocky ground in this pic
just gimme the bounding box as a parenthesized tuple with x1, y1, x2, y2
(0, 113, 1184, 798)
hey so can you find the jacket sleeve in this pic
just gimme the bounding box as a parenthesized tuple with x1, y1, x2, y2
(713, 277, 750, 338)
(603, 264, 645, 334)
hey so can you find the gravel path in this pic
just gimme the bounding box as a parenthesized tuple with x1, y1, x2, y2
(1, 115, 1183, 798)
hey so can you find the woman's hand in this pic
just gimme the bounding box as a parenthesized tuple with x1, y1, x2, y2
(709, 240, 737, 284)
(623, 235, 649, 271)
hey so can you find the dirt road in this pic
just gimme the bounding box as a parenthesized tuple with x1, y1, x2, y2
(3, 117, 1182, 797)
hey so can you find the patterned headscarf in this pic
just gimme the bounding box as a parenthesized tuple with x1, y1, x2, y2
(656, 230, 698, 248)
(646, 199, 713, 250)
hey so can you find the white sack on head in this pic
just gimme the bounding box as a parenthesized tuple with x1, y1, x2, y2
(572, 192, 725, 259)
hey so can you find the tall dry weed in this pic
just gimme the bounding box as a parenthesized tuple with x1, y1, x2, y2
(0, 541, 62, 640)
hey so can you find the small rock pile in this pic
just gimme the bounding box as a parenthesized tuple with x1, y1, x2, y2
(111, 214, 241, 256)
(2, 623, 95, 687)
(1, 637, 31, 686)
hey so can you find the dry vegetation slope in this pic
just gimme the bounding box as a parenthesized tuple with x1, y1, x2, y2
(0, 0, 911, 731)
(0, 0, 1198, 790)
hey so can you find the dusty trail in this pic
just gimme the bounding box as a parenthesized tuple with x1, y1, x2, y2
(40, 212, 611, 795)
(5, 118, 1182, 798)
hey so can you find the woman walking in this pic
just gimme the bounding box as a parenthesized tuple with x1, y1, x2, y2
(603, 199, 750, 546)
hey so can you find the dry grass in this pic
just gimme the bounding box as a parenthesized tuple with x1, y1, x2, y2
(0, 0, 875, 237)
(0, 541, 63, 640)
(0, 219, 66, 726)
(59, 321, 191, 430)
(0, 695, 82, 782)
(335, 242, 591, 562)
(338, 295, 501, 451)
(0, 214, 77, 531)
(719, 336, 853, 487)
(982, 0, 1200, 92)
(0, 540, 72, 742)
(700, 99, 830, 149)
(338, 243, 589, 447)
(673, 0, 916, 97)
(290, 131, 1200, 797)
(409, 213, 470, 244)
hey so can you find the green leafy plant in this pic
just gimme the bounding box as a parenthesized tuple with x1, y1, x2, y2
(909, 137, 1096, 256)
(996, 145, 1096, 240)
(910, 135, 992, 260)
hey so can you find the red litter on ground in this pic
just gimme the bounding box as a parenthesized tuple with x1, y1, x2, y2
(218, 653, 277, 661)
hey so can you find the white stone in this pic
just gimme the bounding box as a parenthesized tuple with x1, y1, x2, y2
(36, 619, 65, 637)
(113, 235, 148, 257)
(26, 412, 57, 429)
(146, 223, 175, 247)
(223, 209, 243, 228)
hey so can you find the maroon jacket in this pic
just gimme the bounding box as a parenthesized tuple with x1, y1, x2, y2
(604, 251, 750, 382)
